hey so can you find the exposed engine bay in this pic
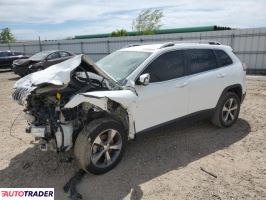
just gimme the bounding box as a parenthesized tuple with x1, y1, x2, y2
(12, 55, 134, 152)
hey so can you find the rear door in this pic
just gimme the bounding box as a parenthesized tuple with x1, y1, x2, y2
(45, 52, 61, 67)
(185, 49, 229, 114)
(59, 51, 73, 61)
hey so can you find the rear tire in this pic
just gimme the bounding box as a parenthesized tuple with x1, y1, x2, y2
(74, 117, 127, 174)
(211, 92, 240, 128)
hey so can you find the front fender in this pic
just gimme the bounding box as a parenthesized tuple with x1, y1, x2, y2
(64, 90, 137, 109)
(64, 89, 137, 139)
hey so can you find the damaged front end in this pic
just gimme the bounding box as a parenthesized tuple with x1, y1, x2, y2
(12, 54, 132, 152)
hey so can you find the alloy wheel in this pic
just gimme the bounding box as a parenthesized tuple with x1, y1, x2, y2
(222, 97, 239, 123)
(90, 129, 122, 168)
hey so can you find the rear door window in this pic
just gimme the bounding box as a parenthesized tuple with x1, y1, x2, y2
(214, 49, 233, 67)
(47, 52, 60, 60)
(142, 50, 186, 83)
(59, 51, 71, 57)
(186, 49, 218, 74)
(14, 52, 23, 56)
(0, 52, 10, 57)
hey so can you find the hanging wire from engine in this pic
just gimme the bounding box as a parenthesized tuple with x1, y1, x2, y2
(9, 110, 26, 142)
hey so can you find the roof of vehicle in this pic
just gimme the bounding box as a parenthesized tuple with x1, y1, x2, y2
(0, 50, 11, 52)
(0, 50, 24, 54)
(40, 50, 60, 54)
(39, 50, 74, 55)
(38, 50, 71, 53)
(119, 41, 232, 53)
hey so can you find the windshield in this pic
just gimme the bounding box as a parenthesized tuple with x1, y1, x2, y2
(96, 51, 151, 82)
(30, 51, 52, 61)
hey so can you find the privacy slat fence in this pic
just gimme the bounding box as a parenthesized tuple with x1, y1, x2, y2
(1, 27, 266, 74)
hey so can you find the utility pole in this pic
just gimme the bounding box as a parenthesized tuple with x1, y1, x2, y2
(38, 36, 42, 51)
(0, 28, 3, 44)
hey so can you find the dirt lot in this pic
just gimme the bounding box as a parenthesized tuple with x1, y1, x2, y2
(0, 72, 265, 200)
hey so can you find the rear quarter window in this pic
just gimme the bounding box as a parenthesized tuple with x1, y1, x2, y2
(214, 49, 233, 67)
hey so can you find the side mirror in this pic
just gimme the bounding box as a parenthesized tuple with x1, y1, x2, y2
(138, 73, 150, 86)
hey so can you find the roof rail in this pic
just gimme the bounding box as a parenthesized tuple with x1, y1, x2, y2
(159, 42, 175, 49)
(124, 40, 221, 49)
(175, 40, 221, 45)
(159, 40, 221, 48)
(205, 41, 221, 45)
(125, 44, 141, 48)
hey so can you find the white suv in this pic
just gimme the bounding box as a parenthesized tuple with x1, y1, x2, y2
(13, 41, 246, 174)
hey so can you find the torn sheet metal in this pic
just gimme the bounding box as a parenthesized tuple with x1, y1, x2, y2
(14, 54, 115, 89)
(14, 55, 83, 88)
(64, 90, 137, 109)
(64, 90, 137, 139)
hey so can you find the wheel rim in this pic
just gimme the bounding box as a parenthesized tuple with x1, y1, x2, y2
(222, 97, 238, 123)
(90, 129, 122, 168)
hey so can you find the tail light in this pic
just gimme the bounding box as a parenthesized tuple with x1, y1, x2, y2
(242, 63, 247, 71)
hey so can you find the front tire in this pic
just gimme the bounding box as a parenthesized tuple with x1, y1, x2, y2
(212, 92, 240, 128)
(74, 117, 127, 174)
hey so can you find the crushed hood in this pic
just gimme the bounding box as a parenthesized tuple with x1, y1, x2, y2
(13, 58, 31, 66)
(14, 54, 115, 89)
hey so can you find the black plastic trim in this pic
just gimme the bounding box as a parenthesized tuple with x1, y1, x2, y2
(215, 84, 243, 107)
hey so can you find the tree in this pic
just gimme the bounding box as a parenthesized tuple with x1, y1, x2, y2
(0, 28, 16, 43)
(132, 9, 163, 35)
(111, 29, 128, 37)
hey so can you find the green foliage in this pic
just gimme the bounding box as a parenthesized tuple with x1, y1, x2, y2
(132, 9, 164, 35)
(0, 28, 16, 43)
(111, 29, 128, 37)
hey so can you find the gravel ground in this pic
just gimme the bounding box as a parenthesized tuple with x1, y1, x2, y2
(0, 72, 265, 200)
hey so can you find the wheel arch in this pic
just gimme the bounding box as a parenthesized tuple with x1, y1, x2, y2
(216, 84, 243, 108)
(76, 99, 134, 140)
(103, 100, 130, 134)
(64, 90, 137, 139)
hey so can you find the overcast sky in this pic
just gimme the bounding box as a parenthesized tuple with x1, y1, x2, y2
(0, 0, 266, 40)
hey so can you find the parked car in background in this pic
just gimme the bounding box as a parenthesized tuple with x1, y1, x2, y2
(0, 50, 28, 71)
(12, 50, 74, 76)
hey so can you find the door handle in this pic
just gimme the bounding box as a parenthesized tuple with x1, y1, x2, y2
(176, 81, 189, 88)
(217, 73, 226, 78)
